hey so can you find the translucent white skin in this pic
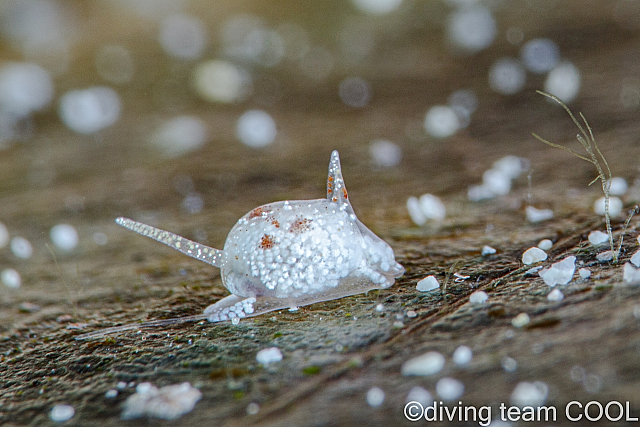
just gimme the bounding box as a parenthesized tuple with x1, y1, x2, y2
(75, 151, 404, 339)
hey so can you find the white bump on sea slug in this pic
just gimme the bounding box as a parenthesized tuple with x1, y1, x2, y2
(481, 245, 496, 256)
(256, 347, 283, 365)
(401, 351, 445, 376)
(522, 247, 547, 265)
(416, 275, 439, 292)
(435, 378, 464, 401)
(469, 290, 488, 304)
(578, 268, 591, 279)
(526, 206, 553, 223)
(594, 196, 622, 217)
(511, 313, 530, 328)
(537, 239, 553, 250)
(588, 230, 609, 245)
(631, 250, 640, 268)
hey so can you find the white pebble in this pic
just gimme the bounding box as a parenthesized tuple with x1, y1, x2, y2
(366, 387, 385, 407)
(488, 57, 526, 95)
(151, 116, 207, 158)
(1, 269, 21, 288)
(578, 267, 591, 279)
(538, 256, 576, 287)
(481, 245, 496, 256)
(369, 140, 402, 167)
(401, 351, 445, 376)
(339, 77, 371, 108)
(424, 105, 459, 138)
(452, 345, 472, 365)
(406, 386, 433, 406)
(11, 236, 33, 259)
(609, 177, 628, 196)
(467, 184, 495, 201)
(435, 378, 464, 401)
(511, 313, 530, 328)
(50, 404, 75, 422)
(469, 290, 488, 304)
(95, 45, 135, 84)
(510, 381, 548, 407)
(597, 251, 613, 262)
(526, 206, 554, 223)
(416, 275, 439, 292)
(522, 247, 547, 265)
(407, 196, 426, 226)
(594, 196, 623, 217)
(246, 402, 260, 415)
(0, 222, 8, 248)
(237, 110, 277, 148)
(0, 62, 54, 118)
(193, 60, 251, 104)
(482, 169, 511, 196)
(105, 389, 118, 398)
(547, 288, 564, 302)
(631, 250, 640, 268)
(59, 86, 121, 134)
(544, 61, 581, 103)
(122, 382, 202, 420)
(448, 89, 478, 123)
(447, 6, 496, 52)
(419, 194, 446, 221)
(352, 0, 403, 14)
(50, 224, 78, 251)
(158, 14, 207, 60)
(221, 16, 285, 67)
(501, 356, 518, 372)
(256, 347, 283, 365)
(623, 262, 640, 285)
(588, 230, 609, 245)
(537, 239, 553, 250)
(525, 266, 543, 276)
(492, 155, 529, 180)
(520, 38, 560, 74)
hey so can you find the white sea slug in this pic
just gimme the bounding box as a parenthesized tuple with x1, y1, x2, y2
(76, 151, 404, 339)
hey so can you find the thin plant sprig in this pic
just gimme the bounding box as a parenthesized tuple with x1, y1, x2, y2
(532, 90, 617, 262)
